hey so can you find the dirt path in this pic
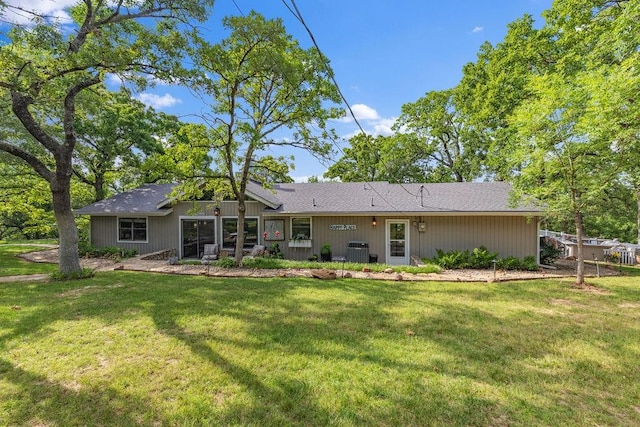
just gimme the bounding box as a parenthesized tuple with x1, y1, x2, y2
(12, 248, 622, 282)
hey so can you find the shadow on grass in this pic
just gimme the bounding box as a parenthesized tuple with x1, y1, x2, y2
(2, 271, 639, 425)
(0, 358, 159, 426)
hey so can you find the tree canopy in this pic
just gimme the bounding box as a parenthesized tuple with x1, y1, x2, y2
(0, 0, 214, 275)
(186, 11, 343, 265)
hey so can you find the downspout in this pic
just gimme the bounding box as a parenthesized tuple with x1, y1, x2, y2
(536, 217, 541, 266)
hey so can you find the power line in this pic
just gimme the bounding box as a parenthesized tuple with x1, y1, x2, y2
(281, 0, 368, 137)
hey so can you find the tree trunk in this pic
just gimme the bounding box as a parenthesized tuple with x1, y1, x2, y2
(51, 173, 82, 275)
(637, 190, 640, 244)
(94, 173, 106, 202)
(234, 198, 246, 267)
(574, 212, 585, 286)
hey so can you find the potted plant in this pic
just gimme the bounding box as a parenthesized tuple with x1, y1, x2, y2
(320, 243, 332, 262)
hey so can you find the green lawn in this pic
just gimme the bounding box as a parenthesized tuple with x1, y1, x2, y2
(1, 271, 639, 426)
(0, 245, 59, 277)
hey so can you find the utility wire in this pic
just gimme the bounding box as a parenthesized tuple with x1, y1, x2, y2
(281, 0, 368, 137)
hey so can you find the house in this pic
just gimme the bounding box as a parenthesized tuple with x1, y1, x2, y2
(75, 181, 543, 265)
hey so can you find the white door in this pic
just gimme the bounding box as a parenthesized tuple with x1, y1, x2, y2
(386, 220, 410, 265)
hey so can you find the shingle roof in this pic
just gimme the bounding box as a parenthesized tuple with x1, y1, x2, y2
(268, 181, 540, 215)
(76, 181, 541, 216)
(74, 183, 178, 216)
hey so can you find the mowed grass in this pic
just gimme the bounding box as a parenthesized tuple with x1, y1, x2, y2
(0, 245, 59, 277)
(1, 270, 639, 426)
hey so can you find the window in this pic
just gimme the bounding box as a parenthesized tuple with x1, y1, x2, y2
(291, 217, 311, 240)
(222, 217, 258, 250)
(118, 218, 147, 242)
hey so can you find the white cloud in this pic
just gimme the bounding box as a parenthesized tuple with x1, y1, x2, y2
(136, 93, 182, 109)
(372, 118, 396, 136)
(1, 0, 75, 25)
(472, 26, 484, 33)
(351, 103, 380, 121)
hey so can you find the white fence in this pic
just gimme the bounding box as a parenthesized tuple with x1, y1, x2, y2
(541, 230, 638, 265)
(603, 248, 637, 265)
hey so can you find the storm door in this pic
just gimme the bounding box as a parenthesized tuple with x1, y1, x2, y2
(181, 219, 216, 258)
(386, 220, 410, 265)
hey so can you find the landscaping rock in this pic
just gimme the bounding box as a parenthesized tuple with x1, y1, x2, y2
(343, 272, 353, 278)
(362, 267, 371, 273)
(384, 268, 394, 274)
(311, 269, 337, 280)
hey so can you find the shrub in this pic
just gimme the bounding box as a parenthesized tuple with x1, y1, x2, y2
(497, 256, 522, 270)
(242, 257, 281, 269)
(540, 239, 563, 265)
(469, 246, 498, 269)
(216, 257, 236, 268)
(433, 246, 497, 269)
(434, 249, 470, 269)
(434, 247, 537, 271)
(522, 256, 539, 271)
(78, 243, 137, 259)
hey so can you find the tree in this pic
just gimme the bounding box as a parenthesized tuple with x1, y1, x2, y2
(0, 1, 213, 275)
(324, 133, 426, 183)
(73, 86, 180, 202)
(507, 0, 639, 284)
(457, 15, 553, 180)
(509, 73, 619, 285)
(395, 88, 487, 183)
(191, 11, 343, 266)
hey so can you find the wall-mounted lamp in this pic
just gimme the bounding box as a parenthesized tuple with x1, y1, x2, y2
(213, 207, 220, 216)
(372, 216, 377, 227)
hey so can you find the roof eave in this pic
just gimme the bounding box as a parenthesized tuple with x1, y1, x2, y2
(74, 208, 174, 217)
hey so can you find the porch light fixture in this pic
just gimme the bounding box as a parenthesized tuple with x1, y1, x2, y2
(213, 207, 220, 216)
(372, 216, 377, 227)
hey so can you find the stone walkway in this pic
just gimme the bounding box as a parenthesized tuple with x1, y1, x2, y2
(5, 247, 622, 283)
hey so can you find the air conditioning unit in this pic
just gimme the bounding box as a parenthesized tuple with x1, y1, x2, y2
(346, 241, 369, 263)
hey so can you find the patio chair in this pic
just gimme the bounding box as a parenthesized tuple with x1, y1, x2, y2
(201, 244, 219, 263)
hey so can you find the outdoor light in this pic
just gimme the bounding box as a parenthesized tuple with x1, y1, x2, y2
(213, 207, 220, 216)
(372, 216, 377, 227)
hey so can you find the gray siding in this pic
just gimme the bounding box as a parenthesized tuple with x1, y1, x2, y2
(418, 216, 538, 260)
(89, 207, 538, 263)
(268, 215, 538, 263)
(89, 201, 265, 256)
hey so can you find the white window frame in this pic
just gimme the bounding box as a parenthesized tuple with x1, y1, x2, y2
(117, 217, 149, 243)
(290, 217, 312, 240)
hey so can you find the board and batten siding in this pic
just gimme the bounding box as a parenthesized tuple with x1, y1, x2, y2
(89, 201, 264, 255)
(276, 216, 383, 261)
(272, 214, 538, 263)
(420, 216, 538, 260)
(89, 215, 177, 255)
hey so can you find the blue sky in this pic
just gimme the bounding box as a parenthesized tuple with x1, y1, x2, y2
(4, 0, 554, 182)
(190, 0, 554, 181)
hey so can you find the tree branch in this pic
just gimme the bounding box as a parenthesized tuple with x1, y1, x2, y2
(0, 140, 54, 182)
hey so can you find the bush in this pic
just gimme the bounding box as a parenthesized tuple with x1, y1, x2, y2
(540, 239, 563, 265)
(433, 246, 497, 269)
(522, 256, 539, 271)
(434, 249, 470, 269)
(469, 246, 498, 268)
(495, 255, 538, 271)
(497, 256, 521, 270)
(216, 257, 236, 268)
(434, 247, 538, 271)
(242, 257, 281, 269)
(78, 243, 137, 259)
